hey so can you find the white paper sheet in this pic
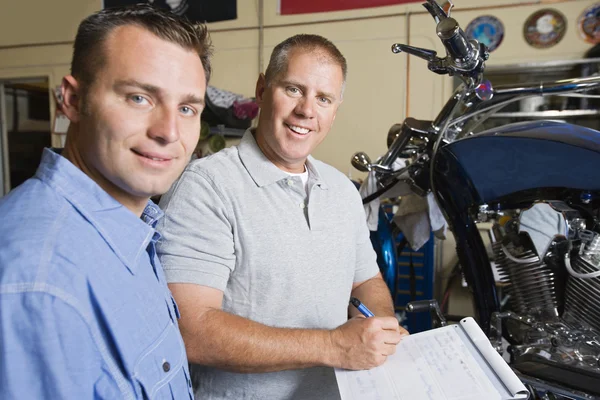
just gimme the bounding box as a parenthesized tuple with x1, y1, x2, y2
(460, 318, 529, 399)
(335, 318, 529, 400)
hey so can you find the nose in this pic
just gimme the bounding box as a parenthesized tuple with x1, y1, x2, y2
(148, 106, 180, 144)
(294, 97, 316, 119)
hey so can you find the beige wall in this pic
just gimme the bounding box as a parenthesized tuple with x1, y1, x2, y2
(3, 0, 595, 169)
(0, 0, 98, 146)
(0, 0, 99, 47)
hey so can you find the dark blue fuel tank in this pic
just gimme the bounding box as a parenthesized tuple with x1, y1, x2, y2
(440, 120, 600, 203)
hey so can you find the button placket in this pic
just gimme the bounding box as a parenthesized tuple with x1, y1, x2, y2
(146, 239, 161, 281)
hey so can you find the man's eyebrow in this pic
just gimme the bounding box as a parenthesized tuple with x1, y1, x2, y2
(182, 93, 205, 107)
(114, 79, 160, 95)
(114, 79, 205, 106)
(280, 79, 306, 92)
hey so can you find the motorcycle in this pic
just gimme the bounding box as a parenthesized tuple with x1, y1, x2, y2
(352, 1, 600, 398)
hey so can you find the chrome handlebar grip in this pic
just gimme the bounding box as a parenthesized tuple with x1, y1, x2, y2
(436, 18, 484, 73)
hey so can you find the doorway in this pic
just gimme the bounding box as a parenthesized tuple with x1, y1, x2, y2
(0, 77, 51, 197)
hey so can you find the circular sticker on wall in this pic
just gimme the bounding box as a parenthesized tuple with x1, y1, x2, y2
(523, 9, 567, 49)
(578, 4, 600, 44)
(465, 15, 505, 52)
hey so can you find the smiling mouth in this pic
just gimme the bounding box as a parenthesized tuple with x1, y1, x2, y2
(286, 123, 311, 135)
(132, 149, 172, 162)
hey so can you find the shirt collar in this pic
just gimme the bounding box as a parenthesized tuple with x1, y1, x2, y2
(238, 129, 328, 189)
(35, 148, 162, 274)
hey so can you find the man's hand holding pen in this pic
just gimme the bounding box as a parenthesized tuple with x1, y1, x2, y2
(326, 297, 409, 371)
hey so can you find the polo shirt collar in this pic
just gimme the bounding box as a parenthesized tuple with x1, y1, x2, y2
(238, 129, 328, 189)
(35, 148, 161, 274)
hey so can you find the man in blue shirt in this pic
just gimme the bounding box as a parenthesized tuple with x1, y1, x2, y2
(0, 5, 211, 399)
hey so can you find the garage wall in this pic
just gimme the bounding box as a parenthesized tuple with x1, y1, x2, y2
(2, 0, 593, 169)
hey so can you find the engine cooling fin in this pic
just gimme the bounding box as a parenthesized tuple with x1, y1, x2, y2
(493, 242, 558, 315)
(565, 254, 600, 332)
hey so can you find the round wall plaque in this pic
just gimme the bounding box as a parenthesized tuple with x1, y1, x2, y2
(466, 15, 505, 52)
(523, 9, 567, 49)
(578, 4, 600, 44)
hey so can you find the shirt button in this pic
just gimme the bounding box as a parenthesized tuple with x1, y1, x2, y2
(299, 203, 306, 209)
(287, 179, 294, 186)
(162, 361, 171, 372)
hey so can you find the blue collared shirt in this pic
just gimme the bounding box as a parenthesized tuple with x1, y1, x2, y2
(0, 149, 194, 399)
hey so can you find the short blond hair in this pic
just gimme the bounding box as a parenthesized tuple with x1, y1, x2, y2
(265, 34, 347, 87)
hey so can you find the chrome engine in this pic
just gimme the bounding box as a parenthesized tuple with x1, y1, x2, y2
(487, 201, 600, 390)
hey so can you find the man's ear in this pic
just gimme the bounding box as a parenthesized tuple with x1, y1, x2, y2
(255, 73, 267, 106)
(60, 75, 83, 123)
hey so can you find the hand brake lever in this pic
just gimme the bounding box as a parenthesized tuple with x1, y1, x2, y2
(391, 43, 438, 61)
(391, 43, 451, 75)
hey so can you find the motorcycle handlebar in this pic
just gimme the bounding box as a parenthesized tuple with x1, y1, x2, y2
(447, 76, 600, 130)
(374, 75, 600, 175)
(493, 75, 600, 96)
(379, 123, 413, 170)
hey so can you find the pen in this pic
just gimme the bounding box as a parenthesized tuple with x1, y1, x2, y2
(350, 297, 375, 318)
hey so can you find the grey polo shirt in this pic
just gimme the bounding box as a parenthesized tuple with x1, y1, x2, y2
(157, 130, 379, 400)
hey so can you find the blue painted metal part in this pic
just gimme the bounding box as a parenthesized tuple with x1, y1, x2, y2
(395, 232, 435, 333)
(432, 120, 600, 334)
(373, 205, 435, 333)
(370, 207, 397, 295)
(444, 121, 600, 204)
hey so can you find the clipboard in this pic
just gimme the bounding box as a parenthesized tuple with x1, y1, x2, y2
(334, 317, 529, 400)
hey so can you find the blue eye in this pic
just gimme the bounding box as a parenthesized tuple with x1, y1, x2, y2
(180, 106, 196, 116)
(130, 95, 149, 105)
(287, 87, 300, 94)
(318, 96, 331, 104)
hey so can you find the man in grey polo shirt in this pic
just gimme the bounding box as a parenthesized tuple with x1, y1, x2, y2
(157, 34, 407, 399)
